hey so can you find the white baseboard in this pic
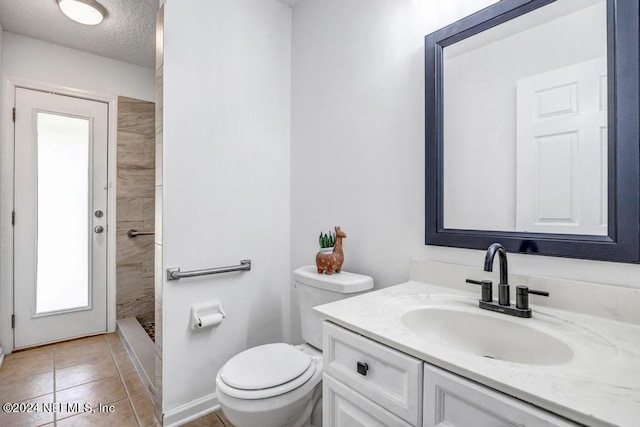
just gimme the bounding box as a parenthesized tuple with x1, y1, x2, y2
(162, 393, 220, 427)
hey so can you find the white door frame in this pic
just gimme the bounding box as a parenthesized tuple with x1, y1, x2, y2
(0, 77, 118, 353)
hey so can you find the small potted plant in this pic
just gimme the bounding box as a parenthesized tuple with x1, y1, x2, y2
(318, 231, 335, 254)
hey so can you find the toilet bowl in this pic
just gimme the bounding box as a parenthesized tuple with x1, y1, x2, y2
(216, 266, 373, 427)
(216, 344, 322, 427)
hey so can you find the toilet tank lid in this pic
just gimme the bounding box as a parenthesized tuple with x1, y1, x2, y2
(293, 265, 373, 293)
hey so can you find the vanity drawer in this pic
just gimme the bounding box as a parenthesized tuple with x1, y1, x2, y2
(324, 373, 412, 427)
(423, 364, 579, 427)
(323, 321, 423, 425)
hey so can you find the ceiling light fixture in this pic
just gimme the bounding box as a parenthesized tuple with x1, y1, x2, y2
(57, 0, 108, 26)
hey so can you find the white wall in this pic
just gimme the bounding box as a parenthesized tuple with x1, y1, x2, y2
(162, 0, 291, 419)
(0, 32, 155, 353)
(290, 0, 640, 338)
(291, 0, 497, 292)
(2, 33, 154, 101)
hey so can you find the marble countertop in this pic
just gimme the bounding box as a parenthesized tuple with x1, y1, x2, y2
(314, 272, 640, 427)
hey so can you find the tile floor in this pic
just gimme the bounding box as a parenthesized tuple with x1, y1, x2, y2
(0, 334, 233, 427)
(183, 410, 234, 427)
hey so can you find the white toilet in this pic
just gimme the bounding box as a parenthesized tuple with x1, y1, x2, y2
(216, 265, 373, 427)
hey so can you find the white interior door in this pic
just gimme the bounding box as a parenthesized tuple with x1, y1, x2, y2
(516, 57, 607, 235)
(13, 87, 109, 349)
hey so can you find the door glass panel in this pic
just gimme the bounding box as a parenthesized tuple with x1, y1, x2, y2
(36, 112, 90, 313)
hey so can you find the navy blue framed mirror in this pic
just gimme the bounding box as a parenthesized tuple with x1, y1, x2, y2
(425, 0, 639, 262)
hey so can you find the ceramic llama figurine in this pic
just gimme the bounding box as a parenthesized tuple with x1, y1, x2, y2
(316, 226, 346, 275)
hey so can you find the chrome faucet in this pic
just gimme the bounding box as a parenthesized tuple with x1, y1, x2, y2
(466, 242, 549, 318)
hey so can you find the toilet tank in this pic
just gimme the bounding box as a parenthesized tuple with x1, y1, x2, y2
(293, 265, 373, 349)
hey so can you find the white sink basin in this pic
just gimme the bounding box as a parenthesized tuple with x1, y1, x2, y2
(401, 307, 573, 365)
(382, 294, 617, 368)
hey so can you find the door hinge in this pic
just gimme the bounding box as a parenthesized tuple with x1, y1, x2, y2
(11, 314, 15, 329)
(12, 211, 15, 226)
(12, 107, 16, 123)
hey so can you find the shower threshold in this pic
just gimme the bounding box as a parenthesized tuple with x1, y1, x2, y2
(117, 317, 155, 397)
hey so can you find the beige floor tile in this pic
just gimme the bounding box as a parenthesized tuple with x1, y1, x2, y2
(55, 340, 110, 369)
(145, 418, 162, 427)
(104, 332, 121, 341)
(0, 393, 54, 427)
(0, 350, 54, 379)
(112, 350, 137, 375)
(215, 409, 236, 427)
(107, 338, 128, 356)
(0, 334, 165, 427)
(55, 376, 127, 420)
(121, 370, 148, 397)
(130, 390, 157, 426)
(55, 358, 119, 391)
(0, 370, 54, 402)
(6, 345, 54, 360)
(55, 398, 139, 427)
(105, 333, 124, 347)
(54, 335, 107, 351)
(182, 411, 225, 427)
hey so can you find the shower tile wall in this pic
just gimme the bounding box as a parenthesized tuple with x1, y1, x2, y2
(116, 96, 156, 320)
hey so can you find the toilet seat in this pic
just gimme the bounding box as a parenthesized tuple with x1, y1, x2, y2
(217, 343, 319, 400)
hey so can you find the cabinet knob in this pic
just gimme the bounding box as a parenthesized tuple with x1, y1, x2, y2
(356, 361, 369, 376)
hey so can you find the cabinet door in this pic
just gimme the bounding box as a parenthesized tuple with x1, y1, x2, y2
(423, 364, 578, 427)
(324, 374, 413, 427)
(323, 321, 423, 425)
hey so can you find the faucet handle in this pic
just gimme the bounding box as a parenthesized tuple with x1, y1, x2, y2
(516, 285, 549, 310)
(466, 278, 493, 302)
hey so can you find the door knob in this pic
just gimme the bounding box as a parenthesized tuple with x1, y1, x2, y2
(94, 225, 104, 233)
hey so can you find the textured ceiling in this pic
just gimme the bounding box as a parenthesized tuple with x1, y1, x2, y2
(278, 0, 302, 7)
(0, 0, 157, 69)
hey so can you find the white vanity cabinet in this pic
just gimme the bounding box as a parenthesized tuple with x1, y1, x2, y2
(423, 364, 579, 427)
(323, 321, 580, 427)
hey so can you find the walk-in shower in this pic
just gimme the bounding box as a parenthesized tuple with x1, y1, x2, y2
(115, 96, 156, 397)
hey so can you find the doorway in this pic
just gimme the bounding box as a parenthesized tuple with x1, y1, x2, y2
(13, 87, 109, 349)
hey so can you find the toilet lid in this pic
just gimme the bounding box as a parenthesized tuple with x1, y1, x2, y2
(220, 343, 312, 390)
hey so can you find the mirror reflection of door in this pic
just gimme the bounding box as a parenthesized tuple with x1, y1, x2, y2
(13, 87, 108, 349)
(516, 58, 607, 235)
(442, 0, 607, 233)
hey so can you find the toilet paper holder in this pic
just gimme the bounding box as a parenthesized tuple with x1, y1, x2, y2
(190, 301, 226, 330)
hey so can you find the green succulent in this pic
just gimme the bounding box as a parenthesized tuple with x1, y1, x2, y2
(319, 231, 335, 248)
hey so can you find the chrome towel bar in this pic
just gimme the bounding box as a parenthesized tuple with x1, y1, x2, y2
(127, 229, 155, 238)
(167, 259, 251, 281)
